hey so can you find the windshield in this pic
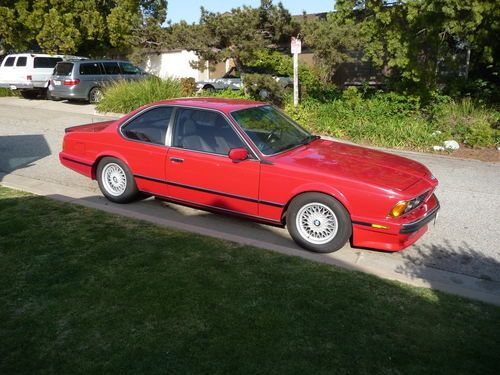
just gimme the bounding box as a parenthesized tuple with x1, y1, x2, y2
(231, 105, 312, 155)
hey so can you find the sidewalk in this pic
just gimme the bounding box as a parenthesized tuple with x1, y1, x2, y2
(2, 171, 499, 306)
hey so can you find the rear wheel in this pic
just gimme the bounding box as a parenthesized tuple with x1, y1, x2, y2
(96, 157, 138, 203)
(88, 87, 103, 104)
(286, 193, 352, 253)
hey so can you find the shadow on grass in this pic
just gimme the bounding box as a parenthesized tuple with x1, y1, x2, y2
(1, 190, 500, 374)
(0, 134, 51, 182)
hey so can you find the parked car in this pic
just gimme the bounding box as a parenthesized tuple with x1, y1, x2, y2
(59, 98, 439, 253)
(196, 66, 293, 92)
(48, 59, 146, 103)
(0, 53, 70, 98)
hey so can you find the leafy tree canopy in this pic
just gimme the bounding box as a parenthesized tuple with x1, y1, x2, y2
(0, 0, 167, 56)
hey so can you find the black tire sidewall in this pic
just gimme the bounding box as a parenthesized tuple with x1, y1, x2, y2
(96, 157, 138, 203)
(287, 193, 352, 253)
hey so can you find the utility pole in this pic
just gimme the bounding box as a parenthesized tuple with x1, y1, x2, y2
(291, 36, 302, 107)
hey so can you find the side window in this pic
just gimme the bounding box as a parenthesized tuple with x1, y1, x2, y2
(102, 62, 121, 75)
(122, 106, 173, 145)
(4, 57, 15, 67)
(120, 62, 140, 75)
(16, 57, 27, 67)
(173, 108, 245, 155)
(79, 63, 102, 75)
(33, 57, 62, 68)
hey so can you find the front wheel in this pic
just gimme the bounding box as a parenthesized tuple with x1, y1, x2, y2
(286, 193, 352, 253)
(96, 157, 139, 203)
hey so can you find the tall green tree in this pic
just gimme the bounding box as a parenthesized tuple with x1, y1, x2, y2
(0, 0, 167, 56)
(164, 0, 299, 71)
(331, 0, 499, 90)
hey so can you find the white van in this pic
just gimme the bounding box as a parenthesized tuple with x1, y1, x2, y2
(0, 54, 65, 98)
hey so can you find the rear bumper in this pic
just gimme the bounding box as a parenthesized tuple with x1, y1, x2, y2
(352, 195, 440, 251)
(59, 152, 94, 178)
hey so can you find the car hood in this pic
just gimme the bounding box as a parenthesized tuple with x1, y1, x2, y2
(273, 139, 430, 192)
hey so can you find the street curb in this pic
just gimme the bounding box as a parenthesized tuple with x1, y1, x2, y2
(2, 171, 499, 306)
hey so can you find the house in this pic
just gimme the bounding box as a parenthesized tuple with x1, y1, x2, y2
(142, 49, 227, 80)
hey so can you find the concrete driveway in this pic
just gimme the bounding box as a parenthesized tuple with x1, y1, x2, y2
(1, 97, 499, 304)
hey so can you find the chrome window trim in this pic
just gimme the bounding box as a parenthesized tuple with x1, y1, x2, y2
(118, 104, 261, 161)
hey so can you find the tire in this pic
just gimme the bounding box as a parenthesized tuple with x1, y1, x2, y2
(286, 193, 352, 253)
(88, 87, 103, 104)
(96, 157, 139, 203)
(203, 85, 215, 92)
(20, 90, 38, 99)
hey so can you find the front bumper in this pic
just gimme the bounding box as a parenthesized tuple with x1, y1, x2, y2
(352, 194, 440, 251)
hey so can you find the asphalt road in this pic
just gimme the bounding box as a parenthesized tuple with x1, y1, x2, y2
(1, 97, 499, 283)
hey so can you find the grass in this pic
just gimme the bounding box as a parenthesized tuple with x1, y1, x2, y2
(1, 185, 500, 374)
(96, 76, 183, 113)
(0, 87, 18, 97)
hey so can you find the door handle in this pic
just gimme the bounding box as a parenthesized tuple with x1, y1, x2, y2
(169, 157, 184, 163)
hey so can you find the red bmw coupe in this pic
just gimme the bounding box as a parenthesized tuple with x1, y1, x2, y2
(60, 98, 439, 253)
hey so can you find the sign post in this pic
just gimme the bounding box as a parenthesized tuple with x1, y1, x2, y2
(291, 36, 301, 107)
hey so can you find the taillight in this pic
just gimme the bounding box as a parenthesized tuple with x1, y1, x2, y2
(63, 79, 80, 86)
(27, 75, 32, 81)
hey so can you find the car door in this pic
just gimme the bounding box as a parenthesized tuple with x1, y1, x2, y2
(166, 107, 260, 216)
(116, 106, 174, 196)
(101, 61, 121, 85)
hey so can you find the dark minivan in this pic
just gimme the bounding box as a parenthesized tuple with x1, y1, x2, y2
(48, 60, 146, 103)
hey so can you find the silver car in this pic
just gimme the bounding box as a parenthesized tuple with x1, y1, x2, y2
(48, 60, 145, 103)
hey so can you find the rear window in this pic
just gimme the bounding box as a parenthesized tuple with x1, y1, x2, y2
(102, 62, 121, 75)
(16, 57, 27, 67)
(79, 62, 102, 75)
(55, 62, 74, 76)
(4, 57, 15, 67)
(34, 57, 62, 69)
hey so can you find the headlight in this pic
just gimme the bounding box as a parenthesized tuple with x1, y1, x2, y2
(389, 191, 429, 217)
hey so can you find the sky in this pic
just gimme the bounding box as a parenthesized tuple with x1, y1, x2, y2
(167, 0, 335, 24)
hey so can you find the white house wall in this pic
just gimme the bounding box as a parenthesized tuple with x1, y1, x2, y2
(143, 50, 205, 80)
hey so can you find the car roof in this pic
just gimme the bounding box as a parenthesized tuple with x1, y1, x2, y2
(154, 97, 265, 112)
(63, 59, 131, 64)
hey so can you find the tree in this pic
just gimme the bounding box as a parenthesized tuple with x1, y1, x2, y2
(164, 0, 299, 71)
(0, 0, 168, 56)
(331, 0, 499, 91)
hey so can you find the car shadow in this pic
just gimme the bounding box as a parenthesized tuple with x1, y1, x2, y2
(0, 134, 51, 182)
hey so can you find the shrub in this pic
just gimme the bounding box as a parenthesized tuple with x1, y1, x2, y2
(201, 88, 250, 100)
(180, 77, 196, 96)
(243, 73, 285, 105)
(96, 77, 183, 113)
(0, 88, 18, 97)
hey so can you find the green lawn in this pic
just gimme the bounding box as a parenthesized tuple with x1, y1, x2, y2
(1, 186, 499, 374)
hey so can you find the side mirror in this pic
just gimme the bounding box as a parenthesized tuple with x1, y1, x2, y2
(228, 148, 248, 163)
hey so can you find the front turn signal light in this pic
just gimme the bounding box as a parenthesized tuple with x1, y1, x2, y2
(389, 201, 408, 217)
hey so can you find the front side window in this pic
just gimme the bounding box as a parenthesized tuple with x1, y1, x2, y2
(4, 57, 15, 67)
(231, 105, 311, 155)
(173, 108, 245, 155)
(120, 62, 140, 75)
(16, 57, 27, 67)
(80, 63, 102, 75)
(102, 62, 121, 75)
(122, 106, 173, 145)
(34, 57, 62, 68)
